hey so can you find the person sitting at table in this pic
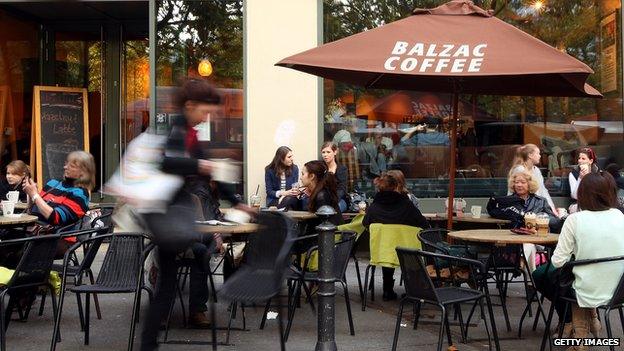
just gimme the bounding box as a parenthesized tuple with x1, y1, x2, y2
(508, 143, 558, 216)
(320, 141, 349, 212)
(387, 169, 420, 209)
(22, 151, 95, 258)
(363, 171, 429, 301)
(299, 160, 343, 227)
(533, 172, 624, 346)
(265, 146, 299, 209)
(0, 160, 30, 203)
(568, 147, 599, 213)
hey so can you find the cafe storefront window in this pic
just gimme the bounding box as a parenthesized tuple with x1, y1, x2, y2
(323, 0, 624, 201)
(155, 0, 244, 193)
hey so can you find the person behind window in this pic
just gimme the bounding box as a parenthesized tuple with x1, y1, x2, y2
(0, 160, 30, 202)
(22, 151, 95, 257)
(332, 129, 360, 192)
(363, 171, 428, 301)
(299, 160, 343, 227)
(265, 146, 299, 209)
(320, 141, 349, 212)
(534, 172, 624, 347)
(508, 143, 558, 216)
(568, 147, 599, 213)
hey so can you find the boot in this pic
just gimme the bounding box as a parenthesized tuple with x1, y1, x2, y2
(589, 308, 601, 338)
(382, 278, 397, 301)
(567, 305, 590, 351)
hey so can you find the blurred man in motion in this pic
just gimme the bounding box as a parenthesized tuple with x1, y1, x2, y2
(140, 79, 253, 350)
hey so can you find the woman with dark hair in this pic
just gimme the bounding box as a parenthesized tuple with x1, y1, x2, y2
(363, 171, 428, 301)
(534, 172, 624, 346)
(569, 147, 600, 212)
(320, 141, 349, 212)
(265, 146, 299, 209)
(0, 160, 30, 202)
(299, 160, 343, 226)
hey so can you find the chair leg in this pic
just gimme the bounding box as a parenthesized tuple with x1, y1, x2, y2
(455, 303, 466, 343)
(342, 282, 355, 336)
(210, 297, 217, 351)
(86, 271, 102, 320)
(128, 288, 143, 351)
(518, 288, 537, 338)
(38, 289, 47, 316)
(260, 299, 271, 330)
(391, 299, 405, 351)
(532, 294, 546, 331)
(478, 298, 493, 351)
(437, 305, 447, 351)
(277, 296, 286, 351)
(352, 255, 364, 302)
(604, 308, 614, 351)
(444, 307, 453, 347)
(225, 302, 236, 345)
(76, 293, 85, 331)
(619, 307, 624, 333)
(413, 301, 421, 330)
(370, 266, 376, 302)
(50, 276, 70, 351)
(208, 272, 218, 303)
(163, 289, 177, 342)
(284, 281, 301, 342)
(0, 291, 8, 351)
(540, 300, 556, 351)
(84, 292, 90, 345)
(362, 265, 372, 311)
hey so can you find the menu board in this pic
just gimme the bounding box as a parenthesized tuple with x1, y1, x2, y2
(32, 86, 89, 187)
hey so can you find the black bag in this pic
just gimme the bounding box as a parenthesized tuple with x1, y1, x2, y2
(486, 195, 524, 228)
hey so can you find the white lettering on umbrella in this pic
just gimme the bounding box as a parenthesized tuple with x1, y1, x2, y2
(385, 41, 487, 73)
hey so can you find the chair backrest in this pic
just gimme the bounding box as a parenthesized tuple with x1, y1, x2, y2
(74, 228, 110, 273)
(189, 193, 205, 221)
(333, 231, 356, 279)
(6, 235, 61, 289)
(566, 255, 624, 307)
(418, 228, 449, 253)
(396, 247, 440, 303)
(337, 214, 366, 239)
(369, 223, 422, 268)
(244, 212, 297, 272)
(95, 233, 145, 290)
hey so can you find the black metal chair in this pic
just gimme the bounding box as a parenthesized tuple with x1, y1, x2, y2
(39, 228, 110, 328)
(218, 212, 297, 351)
(283, 231, 357, 341)
(540, 256, 624, 351)
(50, 232, 154, 351)
(392, 248, 498, 351)
(0, 234, 61, 351)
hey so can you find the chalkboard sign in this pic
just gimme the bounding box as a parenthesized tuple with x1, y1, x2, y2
(33, 86, 89, 187)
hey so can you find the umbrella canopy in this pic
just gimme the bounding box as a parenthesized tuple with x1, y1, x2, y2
(277, 0, 600, 97)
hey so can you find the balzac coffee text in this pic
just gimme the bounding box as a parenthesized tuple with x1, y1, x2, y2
(384, 41, 487, 73)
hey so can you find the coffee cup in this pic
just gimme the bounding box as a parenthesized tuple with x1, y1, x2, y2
(579, 163, 589, 173)
(1, 201, 15, 216)
(536, 214, 550, 235)
(524, 212, 537, 231)
(5, 191, 19, 203)
(557, 208, 568, 218)
(470, 205, 482, 218)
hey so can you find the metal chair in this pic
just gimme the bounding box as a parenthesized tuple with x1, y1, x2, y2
(392, 248, 498, 351)
(0, 234, 61, 351)
(283, 231, 357, 341)
(50, 232, 154, 351)
(218, 212, 297, 350)
(540, 256, 624, 351)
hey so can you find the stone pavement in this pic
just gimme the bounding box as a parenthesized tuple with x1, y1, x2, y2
(5, 248, 623, 350)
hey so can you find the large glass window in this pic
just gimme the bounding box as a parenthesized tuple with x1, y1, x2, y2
(156, 0, 244, 193)
(323, 0, 624, 200)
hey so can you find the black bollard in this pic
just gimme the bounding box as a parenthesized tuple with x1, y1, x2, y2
(315, 205, 338, 351)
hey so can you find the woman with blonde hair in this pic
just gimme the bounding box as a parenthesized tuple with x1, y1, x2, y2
(509, 143, 558, 216)
(22, 151, 96, 256)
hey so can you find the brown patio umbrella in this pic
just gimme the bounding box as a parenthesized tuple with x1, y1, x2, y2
(277, 0, 601, 233)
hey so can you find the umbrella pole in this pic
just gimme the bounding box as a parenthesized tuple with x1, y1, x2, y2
(447, 92, 459, 230)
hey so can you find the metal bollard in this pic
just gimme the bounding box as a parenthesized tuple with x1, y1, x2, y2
(315, 205, 338, 351)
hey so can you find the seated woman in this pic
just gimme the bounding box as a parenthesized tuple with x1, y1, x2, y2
(387, 169, 420, 209)
(320, 142, 349, 212)
(265, 146, 299, 209)
(568, 147, 599, 213)
(363, 171, 429, 301)
(0, 160, 30, 203)
(299, 160, 343, 227)
(22, 151, 95, 257)
(533, 172, 624, 347)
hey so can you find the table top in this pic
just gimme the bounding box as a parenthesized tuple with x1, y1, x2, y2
(423, 213, 510, 225)
(222, 208, 317, 221)
(196, 222, 260, 234)
(0, 214, 38, 226)
(448, 229, 559, 245)
(13, 202, 101, 211)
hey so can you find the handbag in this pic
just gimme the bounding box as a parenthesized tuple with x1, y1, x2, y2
(103, 133, 184, 213)
(486, 195, 525, 228)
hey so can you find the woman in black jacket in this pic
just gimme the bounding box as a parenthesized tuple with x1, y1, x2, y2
(299, 160, 343, 227)
(363, 172, 429, 301)
(321, 142, 349, 212)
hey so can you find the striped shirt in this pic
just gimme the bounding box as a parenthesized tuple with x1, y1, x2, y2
(32, 179, 89, 229)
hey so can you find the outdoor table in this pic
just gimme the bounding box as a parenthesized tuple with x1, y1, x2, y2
(448, 229, 559, 340)
(423, 213, 510, 226)
(221, 208, 318, 222)
(196, 222, 259, 235)
(13, 202, 100, 211)
(0, 214, 38, 227)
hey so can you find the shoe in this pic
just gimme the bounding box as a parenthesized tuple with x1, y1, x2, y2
(382, 290, 397, 301)
(567, 305, 590, 351)
(188, 312, 211, 329)
(590, 316, 601, 338)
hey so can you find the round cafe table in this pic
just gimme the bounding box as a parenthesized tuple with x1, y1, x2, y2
(447, 229, 559, 245)
(423, 213, 510, 226)
(196, 222, 259, 235)
(0, 214, 38, 227)
(221, 208, 318, 222)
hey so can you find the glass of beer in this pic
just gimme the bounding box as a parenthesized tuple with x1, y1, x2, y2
(536, 213, 550, 236)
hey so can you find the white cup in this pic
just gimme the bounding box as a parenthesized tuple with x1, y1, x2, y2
(2, 201, 15, 216)
(5, 191, 19, 203)
(470, 205, 482, 218)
